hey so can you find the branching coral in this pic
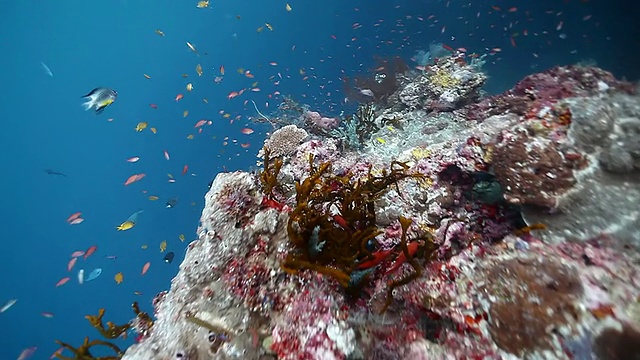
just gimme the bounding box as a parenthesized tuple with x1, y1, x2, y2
(55, 337, 123, 360)
(56, 303, 153, 360)
(282, 154, 422, 291)
(131, 301, 154, 341)
(259, 148, 284, 200)
(329, 103, 379, 150)
(261, 124, 309, 158)
(381, 216, 438, 313)
(85, 308, 131, 339)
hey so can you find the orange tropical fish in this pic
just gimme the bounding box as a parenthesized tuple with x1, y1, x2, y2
(124, 173, 146, 186)
(66, 212, 82, 223)
(227, 91, 239, 100)
(141, 261, 151, 275)
(220, 65, 225, 75)
(241, 127, 254, 135)
(182, 165, 188, 175)
(55, 277, 70, 287)
(84, 245, 97, 260)
(175, 94, 184, 101)
(194, 119, 208, 128)
(70, 250, 85, 258)
(126, 156, 140, 163)
(114, 272, 124, 284)
(67, 257, 77, 272)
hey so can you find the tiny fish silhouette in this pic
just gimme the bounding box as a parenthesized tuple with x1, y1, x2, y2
(45, 169, 66, 177)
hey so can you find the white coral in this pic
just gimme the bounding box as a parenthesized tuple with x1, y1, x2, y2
(261, 124, 309, 158)
(326, 320, 356, 357)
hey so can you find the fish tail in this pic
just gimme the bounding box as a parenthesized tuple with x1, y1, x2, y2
(82, 98, 95, 111)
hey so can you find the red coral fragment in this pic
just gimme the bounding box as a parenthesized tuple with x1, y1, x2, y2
(261, 196, 287, 211)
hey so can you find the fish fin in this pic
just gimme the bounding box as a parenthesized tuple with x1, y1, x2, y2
(94, 98, 114, 114)
(81, 88, 99, 98)
(82, 99, 95, 111)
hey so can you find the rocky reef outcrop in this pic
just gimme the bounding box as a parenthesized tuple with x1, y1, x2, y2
(118, 58, 640, 360)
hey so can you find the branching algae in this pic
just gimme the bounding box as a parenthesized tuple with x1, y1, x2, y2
(280, 153, 423, 291)
(55, 302, 153, 360)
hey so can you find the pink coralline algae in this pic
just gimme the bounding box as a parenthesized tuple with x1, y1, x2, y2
(120, 58, 640, 360)
(492, 128, 578, 208)
(465, 65, 636, 122)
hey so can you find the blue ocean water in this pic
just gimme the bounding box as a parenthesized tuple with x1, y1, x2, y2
(0, 0, 636, 358)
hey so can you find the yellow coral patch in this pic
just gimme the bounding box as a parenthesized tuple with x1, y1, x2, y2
(411, 147, 431, 160)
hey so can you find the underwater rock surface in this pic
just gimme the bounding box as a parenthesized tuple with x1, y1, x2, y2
(122, 61, 640, 360)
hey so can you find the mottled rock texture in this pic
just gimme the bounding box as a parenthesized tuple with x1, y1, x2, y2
(121, 63, 639, 360)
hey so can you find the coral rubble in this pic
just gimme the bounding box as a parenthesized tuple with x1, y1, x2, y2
(117, 59, 639, 359)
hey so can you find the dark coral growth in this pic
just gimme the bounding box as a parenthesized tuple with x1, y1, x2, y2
(438, 166, 526, 244)
(594, 324, 640, 360)
(259, 148, 284, 199)
(130, 301, 154, 342)
(381, 216, 438, 312)
(329, 103, 379, 150)
(283, 155, 422, 290)
(342, 56, 408, 104)
(484, 256, 583, 357)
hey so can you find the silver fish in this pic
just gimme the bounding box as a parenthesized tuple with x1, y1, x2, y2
(40, 62, 53, 77)
(81, 87, 117, 114)
(0, 298, 17, 313)
(78, 269, 85, 285)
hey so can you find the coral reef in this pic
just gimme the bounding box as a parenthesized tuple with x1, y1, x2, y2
(261, 125, 309, 158)
(80, 58, 640, 359)
(399, 53, 486, 111)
